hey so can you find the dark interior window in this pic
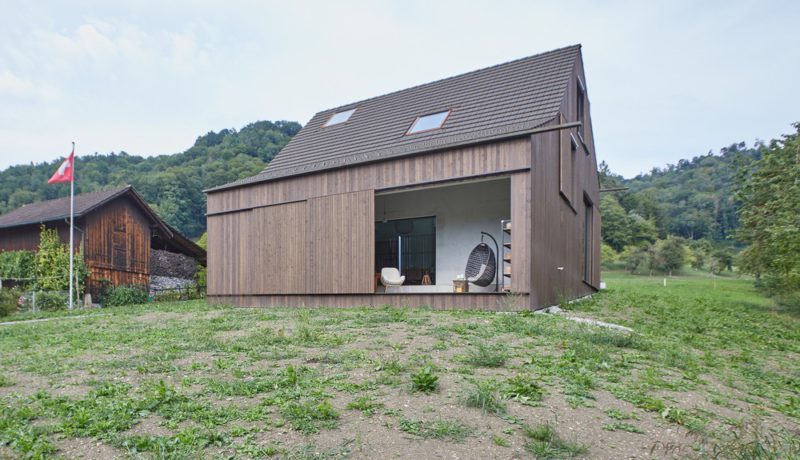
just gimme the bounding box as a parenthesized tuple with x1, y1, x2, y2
(375, 216, 436, 284)
(583, 196, 593, 282)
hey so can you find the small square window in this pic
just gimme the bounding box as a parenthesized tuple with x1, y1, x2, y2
(323, 108, 356, 127)
(406, 110, 450, 135)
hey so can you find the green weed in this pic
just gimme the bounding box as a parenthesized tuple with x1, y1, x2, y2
(523, 422, 588, 459)
(410, 367, 439, 393)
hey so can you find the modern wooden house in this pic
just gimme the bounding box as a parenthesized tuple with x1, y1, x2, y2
(0, 186, 206, 295)
(205, 44, 600, 310)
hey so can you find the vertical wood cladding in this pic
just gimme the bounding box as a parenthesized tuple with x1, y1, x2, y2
(528, 52, 601, 307)
(510, 172, 531, 294)
(207, 139, 531, 216)
(306, 190, 374, 294)
(207, 192, 373, 296)
(251, 202, 307, 294)
(84, 197, 151, 293)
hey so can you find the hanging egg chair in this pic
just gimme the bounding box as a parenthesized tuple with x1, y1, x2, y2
(465, 240, 497, 287)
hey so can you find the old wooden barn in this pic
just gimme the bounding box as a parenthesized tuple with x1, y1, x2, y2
(0, 186, 206, 295)
(205, 44, 601, 310)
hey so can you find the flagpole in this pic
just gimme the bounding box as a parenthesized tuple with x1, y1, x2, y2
(68, 142, 75, 310)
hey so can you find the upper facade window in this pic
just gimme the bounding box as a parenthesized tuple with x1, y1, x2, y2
(323, 108, 356, 127)
(576, 78, 585, 138)
(406, 110, 450, 135)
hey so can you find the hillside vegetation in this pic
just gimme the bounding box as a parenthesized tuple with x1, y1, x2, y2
(0, 271, 797, 458)
(0, 120, 300, 238)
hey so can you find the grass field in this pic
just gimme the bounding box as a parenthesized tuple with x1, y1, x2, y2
(0, 272, 798, 459)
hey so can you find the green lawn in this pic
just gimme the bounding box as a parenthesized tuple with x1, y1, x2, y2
(0, 272, 798, 459)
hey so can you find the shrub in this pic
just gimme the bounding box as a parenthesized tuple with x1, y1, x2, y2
(410, 367, 439, 393)
(104, 285, 148, 307)
(0, 251, 35, 287)
(0, 287, 21, 316)
(35, 291, 68, 311)
(34, 226, 89, 293)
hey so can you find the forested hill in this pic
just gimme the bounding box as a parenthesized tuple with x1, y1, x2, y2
(0, 125, 764, 246)
(0, 120, 301, 238)
(599, 142, 760, 251)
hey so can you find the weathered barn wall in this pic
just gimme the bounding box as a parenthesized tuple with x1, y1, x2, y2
(0, 221, 73, 252)
(83, 197, 151, 293)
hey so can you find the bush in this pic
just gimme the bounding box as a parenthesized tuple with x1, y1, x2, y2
(104, 285, 148, 307)
(35, 291, 68, 311)
(0, 251, 35, 286)
(0, 288, 21, 316)
(600, 243, 618, 269)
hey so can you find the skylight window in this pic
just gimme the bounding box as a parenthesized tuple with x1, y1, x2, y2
(406, 110, 450, 135)
(323, 108, 356, 127)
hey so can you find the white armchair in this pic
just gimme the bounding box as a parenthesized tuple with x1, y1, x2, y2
(380, 267, 405, 287)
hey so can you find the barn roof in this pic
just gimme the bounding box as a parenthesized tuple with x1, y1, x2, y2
(0, 186, 206, 263)
(208, 44, 581, 192)
(0, 187, 137, 230)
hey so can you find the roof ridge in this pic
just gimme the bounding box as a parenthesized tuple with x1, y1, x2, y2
(317, 44, 581, 116)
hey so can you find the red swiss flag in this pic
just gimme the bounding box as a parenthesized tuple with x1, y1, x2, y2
(48, 149, 74, 184)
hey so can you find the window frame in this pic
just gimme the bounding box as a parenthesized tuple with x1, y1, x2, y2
(405, 110, 452, 135)
(322, 108, 357, 127)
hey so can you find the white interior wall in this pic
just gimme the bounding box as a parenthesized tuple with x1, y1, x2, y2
(375, 178, 510, 292)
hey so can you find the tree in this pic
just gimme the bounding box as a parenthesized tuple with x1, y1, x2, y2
(655, 236, 686, 276)
(620, 244, 649, 274)
(600, 194, 632, 251)
(736, 123, 800, 295)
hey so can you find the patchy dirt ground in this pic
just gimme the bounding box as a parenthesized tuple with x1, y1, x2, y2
(0, 274, 798, 458)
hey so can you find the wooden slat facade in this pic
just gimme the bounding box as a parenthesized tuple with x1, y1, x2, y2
(307, 191, 374, 294)
(207, 139, 531, 216)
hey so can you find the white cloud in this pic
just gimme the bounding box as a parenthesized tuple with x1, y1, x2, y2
(0, 70, 34, 97)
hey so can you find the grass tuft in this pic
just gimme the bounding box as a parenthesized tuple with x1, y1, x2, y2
(464, 342, 508, 368)
(461, 380, 506, 415)
(523, 422, 588, 459)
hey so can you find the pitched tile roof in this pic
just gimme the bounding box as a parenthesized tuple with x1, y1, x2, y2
(0, 186, 133, 229)
(209, 45, 580, 192)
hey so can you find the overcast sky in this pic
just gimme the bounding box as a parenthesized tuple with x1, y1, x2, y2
(0, 0, 797, 177)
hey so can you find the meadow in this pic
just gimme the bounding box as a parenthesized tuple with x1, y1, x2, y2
(0, 272, 798, 459)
